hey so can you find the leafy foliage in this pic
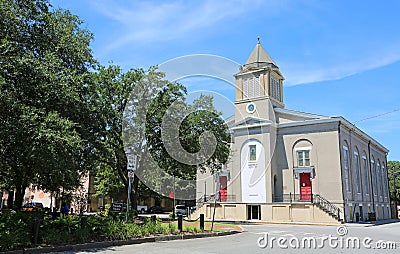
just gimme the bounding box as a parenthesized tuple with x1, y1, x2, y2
(388, 161, 400, 203)
(0, 211, 32, 251)
(0, 0, 230, 212)
(0, 0, 97, 207)
(145, 83, 231, 194)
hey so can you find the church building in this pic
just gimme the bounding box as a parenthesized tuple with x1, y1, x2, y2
(194, 39, 391, 223)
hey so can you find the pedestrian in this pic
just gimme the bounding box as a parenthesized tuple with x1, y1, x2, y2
(61, 203, 69, 216)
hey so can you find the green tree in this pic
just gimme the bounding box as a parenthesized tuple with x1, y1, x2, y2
(94, 163, 125, 201)
(0, 0, 96, 208)
(388, 161, 400, 205)
(143, 83, 231, 200)
(86, 65, 145, 209)
(146, 89, 230, 179)
(94, 66, 230, 207)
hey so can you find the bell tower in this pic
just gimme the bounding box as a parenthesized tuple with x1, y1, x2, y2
(234, 38, 284, 121)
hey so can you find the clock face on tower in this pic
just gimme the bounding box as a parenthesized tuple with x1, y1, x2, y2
(246, 103, 256, 114)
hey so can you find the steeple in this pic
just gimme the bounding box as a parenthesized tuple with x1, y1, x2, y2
(234, 38, 285, 109)
(244, 38, 277, 69)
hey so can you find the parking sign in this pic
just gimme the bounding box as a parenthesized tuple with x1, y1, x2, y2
(127, 155, 137, 171)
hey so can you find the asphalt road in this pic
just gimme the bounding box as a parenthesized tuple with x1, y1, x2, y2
(58, 222, 400, 254)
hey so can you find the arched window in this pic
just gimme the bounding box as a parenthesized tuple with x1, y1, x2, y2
(362, 153, 370, 195)
(377, 160, 381, 197)
(381, 163, 386, 198)
(371, 157, 376, 196)
(293, 140, 312, 168)
(353, 148, 361, 194)
(343, 142, 351, 193)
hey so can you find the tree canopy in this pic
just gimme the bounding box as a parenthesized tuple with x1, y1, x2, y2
(0, 0, 231, 209)
(388, 161, 400, 204)
(0, 0, 96, 207)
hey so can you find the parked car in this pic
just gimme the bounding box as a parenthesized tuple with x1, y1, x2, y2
(22, 202, 44, 211)
(175, 205, 187, 215)
(137, 205, 148, 214)
(147, 206, 164, 214)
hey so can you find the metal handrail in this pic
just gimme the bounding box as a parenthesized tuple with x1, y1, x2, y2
(313, 194, 342, 220)
(273, 193, 342, 221)
(273, 193, 313, 203)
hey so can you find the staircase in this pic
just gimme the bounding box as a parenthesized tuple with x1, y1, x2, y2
(313, 194, 343, 223)
(191, 193, 344, 223)
(195, 195, 213, 210)
(189, 195, 213, 219)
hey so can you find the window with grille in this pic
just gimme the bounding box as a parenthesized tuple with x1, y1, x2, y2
(297, 150, 310, 167)
(354, 152, 361, 193)
(270, 77, 281, 101)
(343, 146, 351, 193)
(362, 156, 369, 194)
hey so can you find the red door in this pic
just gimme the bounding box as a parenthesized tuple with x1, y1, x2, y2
(300, 173, 312, 201)
(219, 176, 227, 201)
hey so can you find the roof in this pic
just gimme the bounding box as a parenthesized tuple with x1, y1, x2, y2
(275, 111, 389, 153)
(244, 38, 277, 68)
(274, 107, 330, 120)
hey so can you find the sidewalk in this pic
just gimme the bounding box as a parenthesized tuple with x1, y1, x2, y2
(345, 218, 400, 227)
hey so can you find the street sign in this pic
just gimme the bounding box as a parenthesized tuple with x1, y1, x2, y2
(110, 202, 126, 213)
(215, 191, 220, 201)
(127, 155, 137, 171)
(128, 171, 134, 178)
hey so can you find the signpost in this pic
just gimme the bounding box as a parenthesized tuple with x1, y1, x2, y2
(211, 172, 220, 231)
(125, 149, 137, 222)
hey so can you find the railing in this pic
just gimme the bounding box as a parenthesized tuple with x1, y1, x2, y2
(273, 193, 313, 203)
(273, 193, 342, 221)
(205, 194, 237, 203)
(196, 194, 237, 209)
(196, 193, 341, 221)
(313, 194, 342, 221)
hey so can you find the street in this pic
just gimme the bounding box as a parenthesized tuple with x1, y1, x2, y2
(58, 222, 400, 254)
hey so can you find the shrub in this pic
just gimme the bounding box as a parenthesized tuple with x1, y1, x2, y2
(165, 222, 177, 235)
(0, 211, 196, 251)
(0, 211, 33, 251)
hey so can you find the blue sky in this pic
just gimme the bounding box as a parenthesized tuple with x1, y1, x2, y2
(51, 0, 400, 160)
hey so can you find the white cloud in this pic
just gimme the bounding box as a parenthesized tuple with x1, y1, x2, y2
(281, 33, 400, 85)
(283, 43, 400, 86)
(90, 0, 400, 87)
(91, 0, 278, 50)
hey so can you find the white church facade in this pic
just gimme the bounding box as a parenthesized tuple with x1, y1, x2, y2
(194, 40, 391, 223)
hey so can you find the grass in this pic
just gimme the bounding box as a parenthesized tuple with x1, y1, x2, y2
(164, 220, 242, 233)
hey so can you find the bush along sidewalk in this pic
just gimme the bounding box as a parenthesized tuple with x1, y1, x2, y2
(0, 210, 227, 252)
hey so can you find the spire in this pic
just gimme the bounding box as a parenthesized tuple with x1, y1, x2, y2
(244, 38, 277, 68)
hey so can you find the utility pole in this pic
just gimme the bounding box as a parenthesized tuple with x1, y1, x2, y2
(211, 172, 220, 231)
(204, 181, 207, 202)
(125, 149, 137, 222)
(172, 175, 176, 219)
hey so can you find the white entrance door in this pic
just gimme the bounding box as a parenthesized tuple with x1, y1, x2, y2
(241, 140, 266, 203)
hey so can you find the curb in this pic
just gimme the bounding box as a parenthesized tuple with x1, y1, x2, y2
(154, 231, 240, 242)
(2, 231, 241, 254)
(346, 219, 400, 227)
(208, 220, 340, 227)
